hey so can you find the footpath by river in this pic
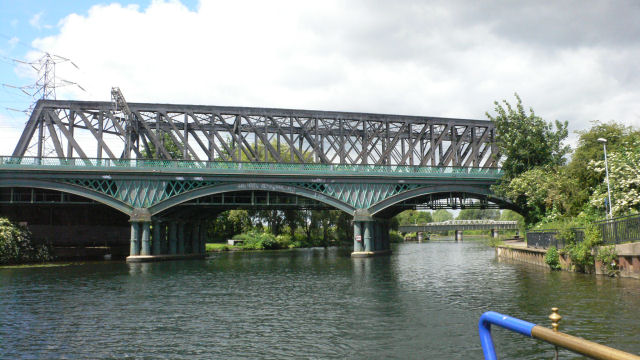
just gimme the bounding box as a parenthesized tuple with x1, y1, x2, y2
(1, 239, 639, 359)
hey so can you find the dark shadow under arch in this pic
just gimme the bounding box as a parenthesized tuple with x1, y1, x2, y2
(368, 184, 520, 218)
(149, 182, 356, 216)
(0, 179, 133, 215)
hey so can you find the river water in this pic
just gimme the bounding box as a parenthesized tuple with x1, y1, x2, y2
(1, 240, 639, 359)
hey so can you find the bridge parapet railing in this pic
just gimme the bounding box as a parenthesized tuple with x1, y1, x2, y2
(0, 156, 503, 178)
(595, 214, 640, 245)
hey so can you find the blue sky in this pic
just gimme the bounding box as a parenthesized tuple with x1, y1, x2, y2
(0, 0, 197, 127)
(0, 0, 639, 156)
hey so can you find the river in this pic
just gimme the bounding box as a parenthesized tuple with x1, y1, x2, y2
(1, 239, 639, 359)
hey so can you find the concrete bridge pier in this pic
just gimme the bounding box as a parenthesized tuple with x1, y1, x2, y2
(140, 222, 151, 256)
(152, 220, 162, 255)
(199, 221, 207, 254)
(191, 222, 200, 254)
(491, 228, 499, 238)
(129, 222, 140, 256)
(169, 221, 177, 254)
(351, 212, 392, 258)
(455, 230, 463, 242)
(126, 210, 206, 262)
(177, 222, 185, 254)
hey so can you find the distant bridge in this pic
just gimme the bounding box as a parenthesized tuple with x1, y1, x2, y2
(0, 99, 517, 259)
(398, 220, 519, 241)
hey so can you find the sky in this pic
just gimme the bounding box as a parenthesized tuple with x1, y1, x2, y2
(1, 0, 639, 156)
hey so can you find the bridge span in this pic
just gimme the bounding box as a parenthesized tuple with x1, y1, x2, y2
(0, 99, 514, 259)
(399, 220, 519, 241)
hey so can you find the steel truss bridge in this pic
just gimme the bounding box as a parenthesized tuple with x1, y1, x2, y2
(1, 99, 514, 259)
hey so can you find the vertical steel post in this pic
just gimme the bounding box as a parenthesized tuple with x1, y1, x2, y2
(199, 221, 207, 254)
(353, 221, 363, 252)
(191, 222, 199, 254)
(178, 222, 185, 254)
(140, 221, 151, 256)
(152, 220, 161, 255)
(169, 221, 177, 255)
(364, 221, 373, 252)
(130, 222, 140, 256)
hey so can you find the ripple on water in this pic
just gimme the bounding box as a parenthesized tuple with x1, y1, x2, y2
(1, 241, 639, 359)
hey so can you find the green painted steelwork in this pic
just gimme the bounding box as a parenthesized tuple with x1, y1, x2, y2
(0, 156, 508, 218)
(0, 156, 502, 179)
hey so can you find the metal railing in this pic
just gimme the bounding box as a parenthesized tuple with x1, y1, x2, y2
(596, 214, 640, 245)
(526, 229, 584, 249)
(479, 310, 640, 360)
(0, 156, 503, 179)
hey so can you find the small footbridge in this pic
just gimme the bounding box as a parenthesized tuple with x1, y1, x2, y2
(398, 220, 519, 241)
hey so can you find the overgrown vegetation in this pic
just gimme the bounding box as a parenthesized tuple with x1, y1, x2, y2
(596, 245, 619, 277)
(0, 217, 52, 265)
(544, 246, 561, 270)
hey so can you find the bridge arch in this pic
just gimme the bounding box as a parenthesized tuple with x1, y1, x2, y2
(148, 182, 357, 216)
(0, 179, 133, 215)
(367, 184, 519, 217)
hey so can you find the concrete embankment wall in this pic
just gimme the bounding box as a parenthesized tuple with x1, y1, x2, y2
(595, 243, 640, 279)
(495, 246, 547, 267)
(496, 243, 640, 279)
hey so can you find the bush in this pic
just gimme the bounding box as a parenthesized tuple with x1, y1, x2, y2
(234, 231, 285, 250)
(564, 241, 594, 272)
(596, 245, 619, 277)
(544, 246, 561, 270)
(0, 218, 52, 265)
(389, 230, 403, 243)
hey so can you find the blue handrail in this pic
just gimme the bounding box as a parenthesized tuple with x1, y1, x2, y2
(478, 311, 535, 360)
(478, 311, 640, 360)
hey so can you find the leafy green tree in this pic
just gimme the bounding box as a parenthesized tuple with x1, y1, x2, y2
(394, 210, 433, 225)
(504, 166, 582, 224)
(456, 209, 500, 220)
(588, 134, 640, 216)
(0, 218, 51, 265)
(500, 209, 525, 230)
(486, 93, 569, 182)
(141, 132, 183, 159)
(432, 209, 453, 222)
(567, 121, 640, 211)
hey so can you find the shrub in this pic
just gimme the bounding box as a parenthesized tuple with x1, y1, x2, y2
(0, 218, 52, 265)
(565, 241, 594, 272)
(544, 246, 561, 270)
(389, 230, 403, 243)
(596, 245, 619, 277)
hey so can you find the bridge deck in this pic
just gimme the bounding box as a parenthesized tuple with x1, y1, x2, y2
(0, 156, 502, 179)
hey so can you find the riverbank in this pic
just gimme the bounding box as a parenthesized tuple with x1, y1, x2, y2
(495, 241, 640, 279)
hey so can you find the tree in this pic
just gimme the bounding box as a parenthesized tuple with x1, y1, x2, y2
(486, 93, 569, 182)
(456, 209, 500, 220)
(500, 209, 525, 231)
(504, 166, 582, 224)
(567, 121, 640, 210)
(589, 134, 640, 216)
(141, 132, 183, 159)
(432, 209, 453, 222)
(393, 210, 433, 225)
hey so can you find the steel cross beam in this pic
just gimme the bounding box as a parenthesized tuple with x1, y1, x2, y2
(12, 100, 499, 167)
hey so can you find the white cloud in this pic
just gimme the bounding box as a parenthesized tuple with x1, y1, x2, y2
(28, 12, 43, 29)
(22, 0, 640, 153)
(8, 36, 19, 48)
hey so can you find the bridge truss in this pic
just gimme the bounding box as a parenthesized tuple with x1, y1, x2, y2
(12, 100, 498, 167)
(4, 99, 511, 257)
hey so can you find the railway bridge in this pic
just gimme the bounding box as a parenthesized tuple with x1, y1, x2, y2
(0, 98, 514, 259)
